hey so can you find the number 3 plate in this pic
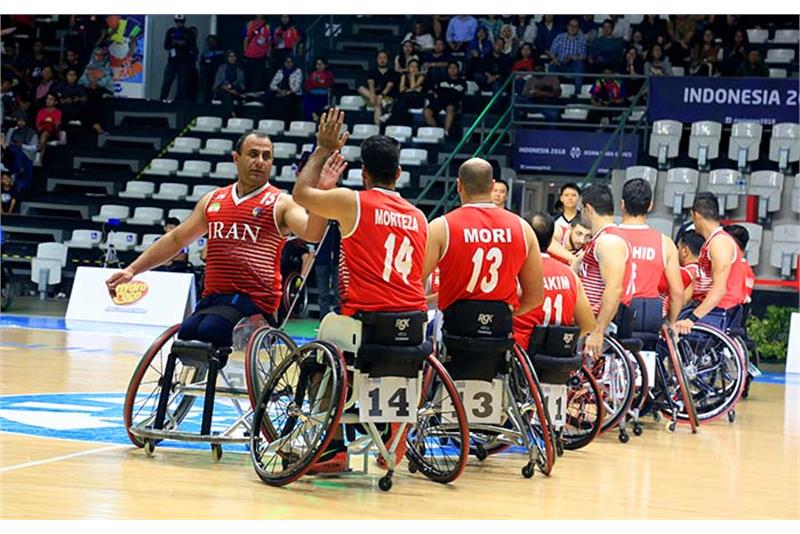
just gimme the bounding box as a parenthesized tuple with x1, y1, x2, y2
(357, 375, 418, 423)
(540, 383, 568, 427)
(441, 380, 504, 424)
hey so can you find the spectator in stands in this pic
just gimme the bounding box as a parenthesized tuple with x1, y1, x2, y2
(1, 78, 17, 127)
(424, 61, 466, 137)
(589, 68, 626, 125)
(736, 49, 769, 77)
(199, 34, 225, 104)
(243, 15, 271, 92)
(466, 26, 493, 71)
(473, 38, 513, 93)
(665, 15, 697, 68)
(303, 57, 334, 121)
(403, 20, 435, 52)
(268, 55, 303, 122)
(621, 46, 645, 96)
(711, 15, 741, 46)
(446, 15, 479, 51)
(160, 15, 197, 102)
(721, 29, 749, 76)
(1, 171, 17, 214)
(535, 15, 561, 56)
(491, 178, 509, 208)
(479, 15, 504, 41)
(547, 18, 587, 88)
(514, 15, 537, 46)
(273, 15, 302, 67)
(79, 48, 113, 135)
(394, 40, 420, 74)
(431, 15, 451, 41)
(635, 15, 669, 52)
(499, 24, 521, 56)
(54, 69, 88, 126)
(27, 40, 52, 89)
(578, 15, 600, 41)
(610, 15, 631, 41)
(66, 16, 105, 59)
(32, 66, 57, 115)
(588, 19, 625, 73)
(1, 42, 27, 94)
(521, 70, 562, 122)
(513, 43, 535, 72)
(357, 50, 399, 126)
(214, 50, 245, 117)
(2, 112, 36, 194)
(35, 93, 61, 156)
(422, 38, 452, 85)
(158, 217, 191, 272)
(690, 28, 721, 76)
(55, 49, 84, 79)
(391, 58, 426, 123)
(644, 43, 673, 77)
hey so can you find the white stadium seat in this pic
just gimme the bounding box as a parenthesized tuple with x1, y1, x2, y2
(625, 15, 644, 24)
(350, 124, 380, 140)
(135, 233, 161, 252)
(578, 84, 592, 100)
(279, 165, 297, 181)
(664, 168, 699, 216)
(199, 138, 233, 156)
(168, 209, 193, 222)
(220, 118, 254, 134)
(285, 121, 317, 138)
(100, 232, 138, 252)
(770, 224, 800, 278)
(688, 121, 722, 170)
(127, 207, 164, 226)
(91, 204, 129, 223)
(176, 160, 212, 178)
(340, 145, 361, 162)
(257, 119, 285, 136)
(189, 237, 207, 264)
(273, 142, 298, 159)
(561, 105, 589, 121)
(769, 123, 800, 171)
(192, 116, 223, 133)
(210, 162, 237, 180)
(31, 242, 68, 291)
(119, 181, 155, 199)
(187, 185, 218, 202)
(466, 80, 479, 96)
(385, 126, 412, 143)
(559, 84, 576, 98)
(648, 216, 674, 238)
(64, 229, 103, 249)
(793, 174, 800, 215)
(746, 29, 769, 44)
(168, 137, 201, 154)
(765, 48, 796, 64)
(413, 127, 446, 144)
(144, 158, 179, 176)
(152, 183, 188, 201)
(649, 120, 683, 167)
(396, 171, 411, 190)
(727, 122, 763, 170)
(399, 148, 428, 166)
(625, 166, 658, 189)
(772, 29, 800, 43)
(671, 66, 685, 76)
(769, 68, 788, 78)
(343, 168, 363, 187)
(708, 169, 742, 214)
(739, 222, 763, 267)
(748, 170, 784, 219)
(339, 95, 364, 111)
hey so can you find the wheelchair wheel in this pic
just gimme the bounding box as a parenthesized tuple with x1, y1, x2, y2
(674, 323, 745, 423)
(405, 354, 470, 484)
(250, 340, 347, 486)
(244, 327, 298, 410)
(590, 337, 636, 434)
(562, 365, 604, 451)
(123, 324, 205, 447)
(282, 272, 309, 319)
(660, 326, 699, 432)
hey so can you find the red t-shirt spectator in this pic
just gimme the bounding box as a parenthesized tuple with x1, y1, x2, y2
(244, 19, 271, 59)
(305, 69, 334, 91)
(36, 107, 62, 135)
(273, 25, 301, 52)
(512, 57, 534, 72)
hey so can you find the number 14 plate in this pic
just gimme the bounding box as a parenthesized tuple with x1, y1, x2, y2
(357, 375, 418, 423)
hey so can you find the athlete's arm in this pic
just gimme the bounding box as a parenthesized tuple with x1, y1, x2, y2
(279, 195, 329, 242)
(547, 238, 576, 264)
(574, 278, 596, 338)
(423, 216, 446, 280)
(515, 222, 544, 316)
(662, 235, 684, 325)
(584, 234, 627, 355)
(105, 190, 213, 298)
(675, 236, 734, 333)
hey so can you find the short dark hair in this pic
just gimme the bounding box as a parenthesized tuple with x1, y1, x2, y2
(560, 182, 581, 197)
(235, 131, 271, 154)
(531, 212, 555, 253)
(678, 230, 704, 257)
(581, 183, 614, 216)
(621, 178, 652, 216)
(724, 224, 749, 252)
(361, 135, 400, 185)
(165, 217, 181, 227)
(494, 179, 509, 192)
(692, 192, 720, 221)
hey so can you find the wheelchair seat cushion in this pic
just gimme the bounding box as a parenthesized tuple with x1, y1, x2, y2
(442, 300, 513, 338)
(527, 325, 580, 359)
(357, 341, 432, 378)
(355, 310, 427, 346)
(172, 339, 232, 370)
(532, 353, 582, 385)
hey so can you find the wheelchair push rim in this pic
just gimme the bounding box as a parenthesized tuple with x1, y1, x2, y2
(244, 326, 298, 412)
(590, 337, 636, 434)
(562, 365, 605, 451)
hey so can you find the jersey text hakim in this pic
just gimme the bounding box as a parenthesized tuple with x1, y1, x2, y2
(542, 275, 572, 291)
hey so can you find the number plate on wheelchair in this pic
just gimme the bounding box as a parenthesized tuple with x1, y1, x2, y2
(540, 383, 568, 427)
(441, 380, 504, 424)
(640, 351, 657, 389)
(357, 375, 418, 423)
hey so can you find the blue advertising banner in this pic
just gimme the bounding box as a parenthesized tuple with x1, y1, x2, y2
(514, 129, 639, 174)
(105, 15, 147, 98)
(649, 77, 799, 125)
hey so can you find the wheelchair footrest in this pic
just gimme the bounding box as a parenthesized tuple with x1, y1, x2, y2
(172, 340, 232, 370)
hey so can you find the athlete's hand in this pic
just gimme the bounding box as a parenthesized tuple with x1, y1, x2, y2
(319, 150, 348, 189)
(673, 319, 694, 336)
(584, 330, 604, 360)
(316, 107, 349, 153)
(105, 268, 135, 299)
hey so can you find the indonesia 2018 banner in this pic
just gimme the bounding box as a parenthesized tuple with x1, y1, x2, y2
(105, 15, 147, 98)
(649, 77, 799, 125)
(514, 129, 639, 174)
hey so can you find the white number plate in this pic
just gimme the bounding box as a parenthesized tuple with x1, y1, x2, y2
(540, 383, 568, 428)
(640, 351, 657, 389)
(357, 375, 418, 423)
(441, 379, 504, 424)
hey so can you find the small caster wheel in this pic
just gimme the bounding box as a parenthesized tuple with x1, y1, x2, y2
(378, 475, 393, 492)
(211, 444, 223, 462)
(144, 439, 155, 457)
(556, 442, 565, 457)
(408, 462, 417, 474)
(618, 430, 630, 443)
(633, 423, 643, 436)
(741, 390, 749, 400)
(521, 463, 535, 479)
(475, 444, 488, 461)
(727, 410, 736, 423)
(668, 421, 676, 432)
(653, 412, 662, 423)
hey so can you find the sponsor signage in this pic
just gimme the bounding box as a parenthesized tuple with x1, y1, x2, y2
(514, 129, 639, 174)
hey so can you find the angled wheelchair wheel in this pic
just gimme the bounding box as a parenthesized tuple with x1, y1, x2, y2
(660, 326, 699, 432)
(511, 346, 556, 475)
(562, 365, 604, 450)
(589, 337, 636, 434)
(405, 354, 470, 484)
(282, 272, 309, 319)
(244, 327, 298, 410)
(250, 340, 347, 486)
(123, 324, 205, 447)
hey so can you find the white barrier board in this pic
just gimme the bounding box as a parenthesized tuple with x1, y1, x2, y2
(787, 312, 800, 375)
(66, 267, 196, 327)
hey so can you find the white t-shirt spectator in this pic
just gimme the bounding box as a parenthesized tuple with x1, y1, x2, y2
(402, 31, 435, 52)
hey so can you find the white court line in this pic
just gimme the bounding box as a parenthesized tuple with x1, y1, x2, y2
(0, 444, 125, 473)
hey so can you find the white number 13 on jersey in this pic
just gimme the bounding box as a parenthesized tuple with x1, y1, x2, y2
(467, 247, 503, 293)
(383, 233, 414, 284)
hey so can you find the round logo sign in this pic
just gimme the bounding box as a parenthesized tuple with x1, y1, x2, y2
(112, 280, 148, 305)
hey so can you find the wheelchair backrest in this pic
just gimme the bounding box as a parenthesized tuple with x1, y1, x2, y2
(355, 310, 427, 346)
(528, 325, 581, 358)
(442, 300, 513, 338)
(630, 297, 664, 334)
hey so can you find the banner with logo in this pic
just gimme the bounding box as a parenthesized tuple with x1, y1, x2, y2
(514, 129, 639, 174)
(66, 267, 195, 327)
(649, 77, 799, 125)
(104, 15, 147, 98)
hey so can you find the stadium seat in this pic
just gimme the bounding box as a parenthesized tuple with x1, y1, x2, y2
(168, 209, 193, 222)
(664, 168, 699, 216)
(739, 222, 763, 267)
(689, 121, 722, 170)
(273, 142, 298, 159)
(210, 162, 237, 180)
(625, 166, 658, 189)
(187, 185, 218, 202)
(769, 68, 788, 78)
(339, 95, 364, 111)
(257, 119, 285, 136)
(561, 105, 589, 121)
(466, 80, 479, 96)
(708, 169, 742, 214)
(350, 123, 380, 140)
(343, 168, 363, 187)
(727, 122, 763, 171)
(671, 66, 685, 76)
(748, 170, 784, 219)
(649, 120, 683, 168)
(127, 207, 165, 226)
(169, 137, 201, 154)
(593, 14, 609, 23)
(385, 126, 412, 143)
(577, 84, 592, 100)
(176, 160, 212, 178)
(648, 216, 673, 237)
(399, 148, 428, 166)
(285, 121, 317, 138)
(100, 232, 138, 252)
(768, 123, 800, 171)
(192, 116, 223, 133)
(91, 204, 130, 223)
(134, 234, 160, 253)
(152, 183, 189, 201)
(413, 127, 446, 144)
(220, 118, 254, 134)
(746, 29, 769, 44)
(279, 165, 297, 181)
(769, 224, 800, 278)
(625, 14, 644, 24)
(301, 143, 314, 154)
(144, 158, 179, 176)
(559, 84, 576, 98)
(64, 229, 103, 249)
(189, 237, 207, 264)
(199, 138, 233, 156)
(772, 29, 799, 43)
(793, 174, 800, 215)
(31, 242, 68, 294)
(118, 181, 155, 199)
(340, 145, 361, 162)
(765, 48, 796, 64)
(396, 171, 411, 189)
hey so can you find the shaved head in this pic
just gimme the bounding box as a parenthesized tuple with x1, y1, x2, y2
(458, 158, 494, 196)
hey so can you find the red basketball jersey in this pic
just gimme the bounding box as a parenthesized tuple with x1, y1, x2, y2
(698, 227, 749, 309)
(203, 183, 286, 313)
(437, 203, 529, 311)
(513, 253, 579, 348)
(579, 224, 634, 315)
(339, 188, 427, 315)
(615, 224, 665, 299)
(743, 260, 755, 302)
(659, 264, 695, 316)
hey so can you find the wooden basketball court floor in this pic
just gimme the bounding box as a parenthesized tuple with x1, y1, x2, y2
(1, 319, 798, 520)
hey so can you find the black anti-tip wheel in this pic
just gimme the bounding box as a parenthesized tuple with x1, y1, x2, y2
(144, 439, 155, 457)
(632, 422, 643, 436)
(727, 410, 736, 423)
(668, 421, 677, 432)
(618, 430, 630, 443)
(475, 444, 488, 461)
(556, 441, 565, 457)
(211, 443, 223, 462)
(408, 463, 417, 474)
(653, 411, 662, 422)
(521, 463, 535, 479)
(378, 475, 393, 492)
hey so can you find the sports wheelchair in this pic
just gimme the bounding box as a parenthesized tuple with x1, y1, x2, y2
(247, 310, 471, 491)
(434, 300, 557, 478)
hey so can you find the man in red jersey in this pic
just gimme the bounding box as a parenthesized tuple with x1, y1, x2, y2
(105, 131, 328, 347)
(575, 184, 634, 356)
(674, 193, 750, 334)
(616, 178, 684, 328)
(548, 218, 591, 265)
(674, 230, 704, 307)
(723, 224, 756, 305)
(514, 213, 595, 350)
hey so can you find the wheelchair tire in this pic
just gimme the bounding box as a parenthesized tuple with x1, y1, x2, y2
(244, 327, 298, 411)
(282, 272, 309, 320)
(250, 340, 348, 486)
(590, 336, 636, 434)
(562, 365, 604, 451)
(405, 354, 470, 484)
(123, 324, 204, 448)
(661, 326, 699, 433)
(511, 346, 556, 475)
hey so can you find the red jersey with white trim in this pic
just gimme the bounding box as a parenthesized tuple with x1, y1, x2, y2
(438, 203, 529, 311)
(513, 253, 579, 348)
(615, 224, 665, 299)
(203, 183, 286, 313)
(339, 188, 427, 316)
(698, 227, 749, 309)
(578, 225, 634, 315)
(658, 265, 695, 316)
(743, 260, 755, 303)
